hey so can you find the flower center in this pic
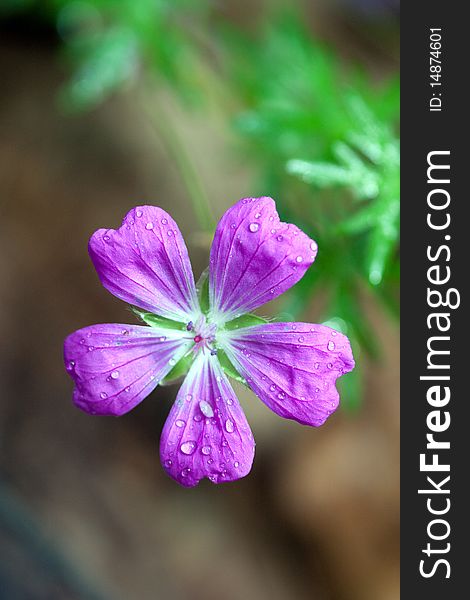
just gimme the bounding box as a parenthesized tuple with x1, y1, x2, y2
(187, 315, 217, 355)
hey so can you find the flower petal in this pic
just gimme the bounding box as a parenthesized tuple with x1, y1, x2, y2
(208, 197, 317, 322)
(220, 323, 355, 426)
(89, 206, 200, 322)
(64, 324, 193, 416)
(160, 354, 255, 487)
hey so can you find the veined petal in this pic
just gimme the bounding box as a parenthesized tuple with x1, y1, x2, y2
(219, 323, 354, 426)
(64, 324, 193, 416)
(208, 197, 317, 323)
(89, 206, 200, 322)
(160, 354, 255, 487)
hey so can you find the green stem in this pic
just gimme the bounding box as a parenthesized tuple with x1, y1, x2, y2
(139, 84, 214, 232)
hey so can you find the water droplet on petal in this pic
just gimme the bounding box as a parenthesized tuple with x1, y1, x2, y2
(332, 330, 337, 336)
(125, 386, 130, 393)
(161, 218, 168, 225)
(100, 392, 107, 399)
(193, 413, 202, 422)
(103, 235, 110, 242)
(327, 341, 336, 351)
(277, 392, 285, 400)
(225, 419, 235, 433)
(254, 212, 261, 219)
(175, 419, 185, 428)
(201, 446, 212, 455)
(136, 209, 143, 217)
(168, 358, 176, 366)
(111, 370, 119, 379)
(88, 346, 94, 352)
(249, 222, 259, 233)
(298, 336, 305, 343)
(164, 459, 172, 468)
(296, 255, 303, 263)
(180, 441, 197, 455)
(277, 235, 283, 242)
(181, 468, 191, 478)
(314, 362, 320, 369)
(167, 230, 174, 237)
(159, 336, 167, 342)
(199, 400, 214, 418)
(67, 360, 75, 371)
(186, 394, 193, 402)
(234, 461, 239, 468)
(327, 363, 333, 369)
(145, 222, 154, 230)
(269, 384, 276, 391)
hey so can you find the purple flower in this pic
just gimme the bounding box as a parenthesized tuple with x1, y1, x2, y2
(64, 197, 354, 487)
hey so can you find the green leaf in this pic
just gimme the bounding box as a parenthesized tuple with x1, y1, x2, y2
(132, 308, 186, 331)
(224, 313, 269, 330)
(217, 350, 247, 387)
(160, 354, 193, 386)
(196, 267, 210, 314)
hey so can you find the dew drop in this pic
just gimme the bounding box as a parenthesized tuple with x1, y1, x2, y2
(87, 346, 94, 352)
(332, 330, 337, 336)
(121, 329, 129, 335)
(254, 212, 262, 219)
(249, 222, 259, 233)
(103, 235, 110, 242)
(227, 398, 233, 406)
(180, 441, 197, 455)
(327, 341, 336, 351)
(136, 209, 143, 217)
(100, 392, 107, 399)
(168, 358, 176, 366)
(193, 414, 202, 422)
(186, 394, 193, 402)
(164, 459, 172, 468)
(111, 370, 120, 379)
(125, 386, 131, 393)
(207, 458, 214, 465)
(277, 392, 285, 400)
(327, 363, 333, 369)
(277, 235, 283, 242)
(167, 230, 174, 237)
(175, 419, 185, 428)
(161, 218, 168, 225)
(199, 400, 214, 418)
(314, 362, 320, 369)
(181, 468, 191, 478)
(67, 360, 75, 371)
(159, 336, 167, 342)
(298, 336, 305, 343)
(296, 255, 303, 263)
(269, 384, 276, 392)
(225, 419, 235, 433)
(201, 446, 212, 455)
(234, 461, 239, 468)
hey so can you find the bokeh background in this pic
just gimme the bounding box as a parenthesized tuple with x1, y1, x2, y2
(0, 1, 399, 599)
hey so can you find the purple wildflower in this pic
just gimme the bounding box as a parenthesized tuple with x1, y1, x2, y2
(64, 197, 354, 487)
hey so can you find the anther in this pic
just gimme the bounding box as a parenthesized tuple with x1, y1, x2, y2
(186, 321, 194, 331)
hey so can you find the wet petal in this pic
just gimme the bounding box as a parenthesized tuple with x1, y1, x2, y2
(220, 322, 354, 426)
(89, 206, 200, 322)
(208, 197, 317, 322)
(160, 354, 255, 487)
(64, 324, 193, 416)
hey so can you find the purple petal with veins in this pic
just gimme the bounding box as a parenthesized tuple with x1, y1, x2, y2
(89, 205, 200, 322)
(160, 353, 255, 487)
(64, 324, 192, 416)
(208, 197, 317, 323)
(220, 322, 354, 426)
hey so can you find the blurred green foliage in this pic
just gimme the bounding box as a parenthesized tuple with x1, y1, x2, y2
(2, 1, 399, 410)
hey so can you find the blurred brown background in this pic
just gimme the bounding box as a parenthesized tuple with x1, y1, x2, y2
(0, 3, 399, 600)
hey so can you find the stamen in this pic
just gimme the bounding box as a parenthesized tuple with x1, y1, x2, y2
(210, 348, 218, 356)
(186, 321, 194, 331)
(194, 335, 203, 343)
